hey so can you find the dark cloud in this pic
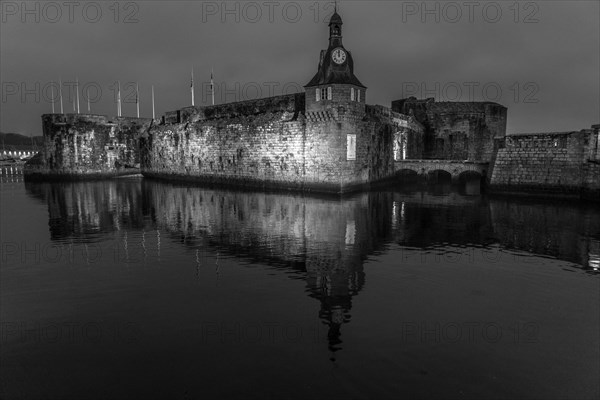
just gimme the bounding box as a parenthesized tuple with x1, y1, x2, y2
(1, 1, 598, 135)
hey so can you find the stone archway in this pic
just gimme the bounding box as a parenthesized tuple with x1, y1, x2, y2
(395, 168, 419, 183)
(427, 169, 452, 183)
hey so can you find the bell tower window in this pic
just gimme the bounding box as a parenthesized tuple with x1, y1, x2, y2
(316, 88, 328, 102)
(316, 87, 332, 102)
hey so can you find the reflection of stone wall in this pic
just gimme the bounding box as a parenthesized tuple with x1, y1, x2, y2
(489, 199, 600, 268)
(24, 180, 147, 240)
(142, 181, 390, 271)
(141, 181, 394, 351)
(390, 193, 494, 247)
(582, 161, 600, 200)
(25, 179, 599, 270)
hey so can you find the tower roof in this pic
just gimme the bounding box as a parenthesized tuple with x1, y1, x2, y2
(305, 53, 365, 88)
(305, 9, 365, 88)
(329, 11, 343, 26)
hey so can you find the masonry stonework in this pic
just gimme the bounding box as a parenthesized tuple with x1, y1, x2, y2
(490, 126, 600, 200)
(25, 114, 152, 180)
(392, 97, 507, 162)
(140, 93, 422, 193)
(138, 10, 425, 193)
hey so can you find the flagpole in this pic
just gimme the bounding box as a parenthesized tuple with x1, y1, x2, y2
(152, 85, 155, 119)
(191, 68, 195, 107)
(76, 77, 80, 114)
(51, 82, 55, 113)
(59, 78, 64, 114)
(211, 67, 215, 106)
(59, 79, 64, 114)
(117, 81, 122, 117)
(87, 88, 90, 113)
(136, 82, 140, 118)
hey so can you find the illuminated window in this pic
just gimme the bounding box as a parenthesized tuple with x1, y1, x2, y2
(327, 87, 332, 100)
(316, 88, 320, 102)
(347, 134, 356, 160)
(357, 90, 361, 102)
(350, 88, 355, 101)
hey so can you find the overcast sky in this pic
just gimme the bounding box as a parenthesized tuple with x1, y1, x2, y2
(1, 0, 598, 135)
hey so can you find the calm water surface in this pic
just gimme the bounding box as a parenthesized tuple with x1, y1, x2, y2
(1, 166, 599, 399)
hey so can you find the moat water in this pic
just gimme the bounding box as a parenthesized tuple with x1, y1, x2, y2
(1, 166, 599, 399)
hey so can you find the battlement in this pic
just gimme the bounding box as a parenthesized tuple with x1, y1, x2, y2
(505, 127, 599, 161)
(490, 124, 600, 199)
(508, 131, 581, 137)
(163, 93, 306, 125)
(392, 97, 507, 118)
(365, 105, 423, 129)
(28, 113, 153, 179)
(392, 97, 506, 115)
(42, 113, 153, 126)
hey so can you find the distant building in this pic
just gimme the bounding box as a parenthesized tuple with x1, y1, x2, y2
(0, 133, 43, 160)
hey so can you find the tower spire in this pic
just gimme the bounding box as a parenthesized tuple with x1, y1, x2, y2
(329, 4, 343, 44)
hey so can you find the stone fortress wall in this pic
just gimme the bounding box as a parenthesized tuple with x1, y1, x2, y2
(24, 105, 599, 200)
(489, 125, 600, 200)
(25, 114, 152, 180)
(392, 97, 507, 162)
(140, 93, 424, 193)
(22, 6, 598, 200)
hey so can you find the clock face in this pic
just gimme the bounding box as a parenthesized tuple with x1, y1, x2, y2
(332, 48, 347, 64)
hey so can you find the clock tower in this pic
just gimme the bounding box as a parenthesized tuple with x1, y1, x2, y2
(305, 8, 366, 115)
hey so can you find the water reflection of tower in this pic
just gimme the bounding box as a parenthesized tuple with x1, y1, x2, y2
(25, 179, 402, 357)
(305, 253, 365, 355)
(141, 181, 393, 356)
(300, 193, 391, 357)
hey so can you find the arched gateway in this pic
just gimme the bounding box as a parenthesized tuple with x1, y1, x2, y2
(394, 160, 489, 182)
